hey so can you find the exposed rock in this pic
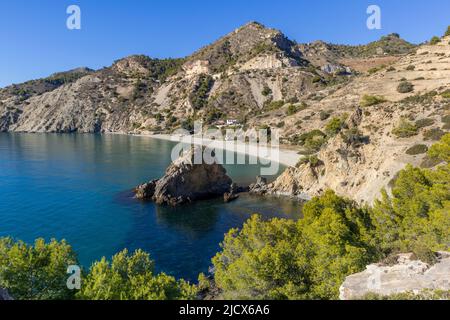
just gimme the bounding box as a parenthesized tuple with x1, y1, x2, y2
(339, 252, 450, 300)
(0, 288, 13, 300)
(223, 183, 242, 203)
(135, 148, 233, 206)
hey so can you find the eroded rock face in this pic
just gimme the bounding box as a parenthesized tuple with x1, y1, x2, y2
(135, 148, 233, 206)
(339, 252, 450, 300)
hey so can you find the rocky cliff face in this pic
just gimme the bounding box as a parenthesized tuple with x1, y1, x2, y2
(135, 147, 233, 205)
(339, 252, 450, 300)
(251, 37, 450, 203)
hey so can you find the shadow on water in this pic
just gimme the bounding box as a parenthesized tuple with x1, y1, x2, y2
(114, 189, 303, 281)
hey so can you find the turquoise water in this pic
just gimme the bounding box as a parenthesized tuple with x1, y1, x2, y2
(0, 133, 302, 281)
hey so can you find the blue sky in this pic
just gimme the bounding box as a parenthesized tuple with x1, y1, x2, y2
(1, 0, 450, 88)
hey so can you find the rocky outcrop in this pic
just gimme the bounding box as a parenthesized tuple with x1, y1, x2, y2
(339, 252, 450, 300)
(135, 148, 233, 206)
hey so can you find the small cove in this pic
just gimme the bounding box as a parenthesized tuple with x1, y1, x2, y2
(0, 133, 303, 281)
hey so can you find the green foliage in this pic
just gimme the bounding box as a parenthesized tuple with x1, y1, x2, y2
(360, 95, 386, 107)
(406, 144, 428, 155)
(430, 36, 441, 45)
(340, 128, 368, 147)
(325, 117, 345, 136)
(392, 119, 418, 138)
(397, 81, 414, 93)
(190, 74, 214, 110)
(286, 102, 308, 116)
(214, 135, 450, 300)
(368, 65, 384, 74)
(371, 158, 450, 255)
(265, 100, 285, 111)
(213, 191, 377, 300)
(77, 249, 196, 300)
(296, 155, 322, 168)
(440, 90, 450, 99)
(415, 118, 435, 128)
(319, 111, 331, 121)
(428, 133, 450, 162)
(445, 26, 450, 37)
(292, 130, 327, 153)
(261, 86, 272, 97)
(119, 56, 185, 82)
(0, 238, 78, 300)
(424, 128, 445, 141)
(401, 91, 437, 105)
(312, 75, 322, 83)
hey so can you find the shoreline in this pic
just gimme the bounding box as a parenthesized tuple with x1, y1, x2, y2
(132, 133, 301, 168)
(2, 131, 301, 168)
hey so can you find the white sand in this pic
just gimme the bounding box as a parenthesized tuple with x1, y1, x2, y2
(145, 134, 300, 167)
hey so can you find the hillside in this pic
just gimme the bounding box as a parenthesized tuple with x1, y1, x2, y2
(1, 22, 447, 203)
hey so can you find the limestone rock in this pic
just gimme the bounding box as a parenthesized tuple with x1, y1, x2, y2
(135, 148, 233, 206)
(339, 252, 450, 300)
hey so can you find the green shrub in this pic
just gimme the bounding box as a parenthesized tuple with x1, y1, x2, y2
(430, 36, 441, 45)
(442, 115, 450, 125)
(261, 86, 272, 96)
(319, 111, 331, 121)
(440, 90, 450, 99)
(445, 26, 450, 37)
(213, 191, 377, 300)
(78, 249, 197, 300)
(297, 155, 323, 168)
(189, 74, 214, 110)
(325, 117, 345, 136)
(360, 95, 386, 107)
(392, 119, 419, 138)
(368, 66, 383, 74)
(415, 118, 435, 128)
(341, 128, 368, 146)
(312, 75, 322, 83)
(406, 144, 428, 155)
(292, 130, 327, 153)
(401, 91, 437, 104)
(286, 103, 307, 115)
(397, 81, 414, 93)
(424, 128, 445, 141)
(386, 66, 396, 72)
(427, 133, 450, 162)
(0, 238, 78, 300)
(265, 100, 285, 111)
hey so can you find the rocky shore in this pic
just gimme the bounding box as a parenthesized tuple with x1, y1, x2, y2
(135, 147, 237, 206)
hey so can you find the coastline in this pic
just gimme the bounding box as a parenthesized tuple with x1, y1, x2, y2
(131, 133, 301, 168)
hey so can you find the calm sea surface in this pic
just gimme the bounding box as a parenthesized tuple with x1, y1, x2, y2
(0, 133, 302, 281)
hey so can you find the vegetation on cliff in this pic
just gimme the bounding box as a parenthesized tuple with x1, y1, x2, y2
(0, 135, 448, 300)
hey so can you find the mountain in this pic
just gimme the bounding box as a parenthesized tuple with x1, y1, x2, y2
(1, 22, 447, 203)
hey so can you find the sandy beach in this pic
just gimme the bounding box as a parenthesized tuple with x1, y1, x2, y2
(134, 133, 301, 168)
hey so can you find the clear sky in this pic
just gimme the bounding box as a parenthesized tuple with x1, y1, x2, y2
(1, 0, 450, 88)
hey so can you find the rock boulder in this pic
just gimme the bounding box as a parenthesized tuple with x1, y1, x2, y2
(339, 252, 450, 300)
(135, 148, 233, 206)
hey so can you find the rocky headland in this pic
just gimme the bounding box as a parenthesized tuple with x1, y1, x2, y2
(135, 147, 235, 206)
